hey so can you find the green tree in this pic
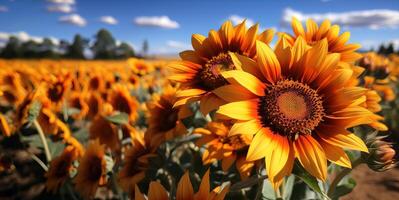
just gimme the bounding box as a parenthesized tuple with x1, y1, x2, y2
(38, 38, 58, 58)
(0, 36, 22, 58)
(65, 34, 87, 59)
(142, 39, 149, 57)
(377, 44, 386, 55)
(115, 42, 135, 59)
(386, 43, 394, 55)
(20, 40, 40, 58)
(91, 29, 117, 59)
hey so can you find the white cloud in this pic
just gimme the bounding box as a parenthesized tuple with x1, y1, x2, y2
(47, 4, 73, 13)
(0, 31, 60, 47)
(134, 16, 179, 29)
(0, 5, 8, 12)
(166, 40, 190, 49)
(47, 0, 75, 5)
(100, 16, 118, 25)
(281, 7, 399, 29)
(59, 14, 87, 27)
(228, 15, 255, 27)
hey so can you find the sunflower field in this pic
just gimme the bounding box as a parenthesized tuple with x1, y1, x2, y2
(1, 18, 399, 200)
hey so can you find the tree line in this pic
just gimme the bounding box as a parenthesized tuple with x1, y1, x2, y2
(0, 29, 148, 60)
(376, 42, 398, 56)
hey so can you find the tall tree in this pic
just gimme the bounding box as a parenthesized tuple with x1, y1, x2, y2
(65, 34, 87, 59)
(142, 39, 149, 57)
(377, 44, 386, 55)
(115, 42, 135, 59)
(91, 29, 116, 59)
(0, 36, 21, 58)
(38, 38, 58, 58)
(386, 43, 394, 55)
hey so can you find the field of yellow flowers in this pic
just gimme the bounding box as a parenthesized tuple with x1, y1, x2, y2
(1, 18, 399, 200)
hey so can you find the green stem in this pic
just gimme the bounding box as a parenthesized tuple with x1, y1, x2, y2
(327, 158, 363, 197)
(30, 153, 48, 171)
(33, 120, 52, 163)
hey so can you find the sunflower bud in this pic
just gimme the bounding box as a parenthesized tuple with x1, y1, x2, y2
(366, 135, 397, 172)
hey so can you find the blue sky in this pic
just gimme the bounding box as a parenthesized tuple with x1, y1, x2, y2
(0, 0, 399, 54)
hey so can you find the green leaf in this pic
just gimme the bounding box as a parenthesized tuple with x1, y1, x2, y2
(21, 134, 64, 157)
(28, 101, 42, 123)
(331, 178, 356, 200)
(283, 175, 295, 200)
(293, 162, 330, 200)
(105, 112, 129, 125)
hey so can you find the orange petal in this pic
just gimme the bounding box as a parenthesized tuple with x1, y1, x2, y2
(195, 169, 210, 200)
(134, 185, 146, 200)
(294, 135, 327, 181)
(258, 29, 275, 44)
(229, 52, 263, 80)
(199, 93, 226, 115)
(176, 172, 194, 200)
(147, 181, 169, 200)
(291, 17, 305, 37)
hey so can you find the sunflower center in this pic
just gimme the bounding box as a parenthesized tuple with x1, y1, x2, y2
(258, 80, 325, 139)
(199, 53, 235, 90)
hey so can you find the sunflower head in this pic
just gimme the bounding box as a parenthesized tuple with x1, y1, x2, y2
(46, 146, 79, 193)
(89, 115, 119, 151)
(284, 17, 362, 62)
(108, 85, 139, 122)
(169, 20, 275, 114)
(74, 139, 107, 199)
(128, 58, 154, 76)
(195, 121, 254, 179)
(215, 36, 375, 189)
(145, 85, 191, 147)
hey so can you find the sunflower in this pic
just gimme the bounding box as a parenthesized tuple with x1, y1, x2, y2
(283, 17, 362, 62)
(108, 85, 139, 122)
(118, 132, 157, 195)
(89, 115, 120, 151)
(214, 37, 376, 189)
(86, 92, 103, 119)
(195, 121, 254, 179)
(69, 91, 89, 119)
(74, 139, 107, 199)
(128, 58, 154, 76)
(135, 170, 229, 200)
(45, 73, 71, 106)
(145, 85, 192, 147)
(169, 20, 275, 115)
(46, 145, 80, 193)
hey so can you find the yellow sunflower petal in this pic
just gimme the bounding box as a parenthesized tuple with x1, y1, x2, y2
(199, 93, 226, 115)
(192, 34, 206, 52)
(258, 29, 275, 44)
(212, 84, 257, 102)
(222, 70, 265, 96)
(318, 139, 352, 168)
(292, 17, 305, 37)
(229, 119, 263, 136)
(246, 128, 275, 161)
(256, 41, 282, 84)
(294, 135, 327, 181)
(229, 52, 263, 80)
(266, 135, 290, 182)
(305, 18, 318, 41)
(217, 99, 258, 120)
(316, 125, 368, 153)
(219, 20, 234, 47)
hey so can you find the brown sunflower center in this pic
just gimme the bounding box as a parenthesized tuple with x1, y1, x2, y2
(88, 156, 103, 181)
(258, 80, 325, 139)
(198, 53, 235, 90)
(47, 82, 65, 102)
